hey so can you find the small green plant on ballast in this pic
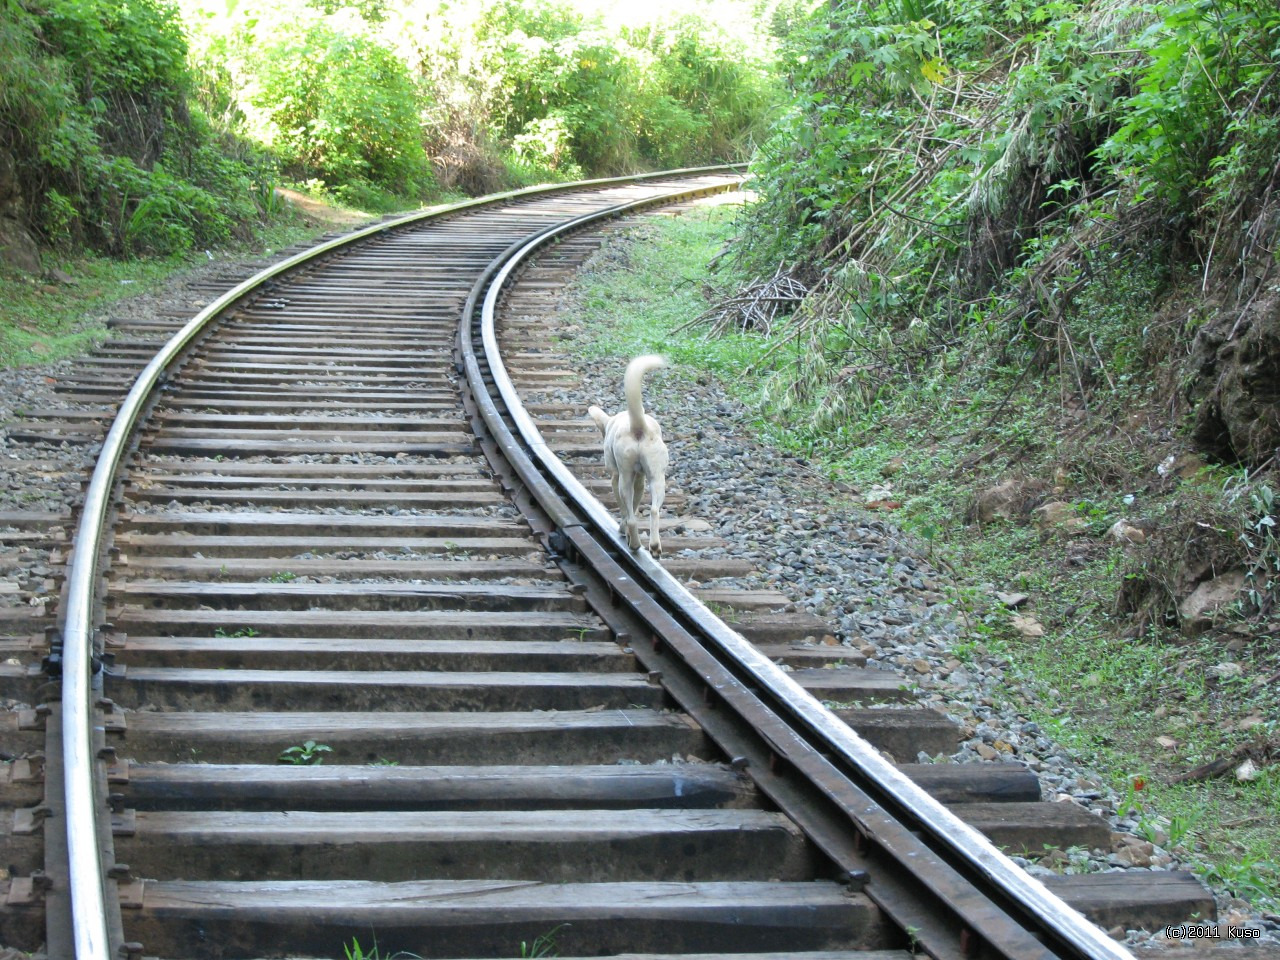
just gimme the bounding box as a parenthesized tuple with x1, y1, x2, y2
(344, 935, 422, 960)
(278, 740, 332, 765)
(520, 924, 568, 958)
(905, 924, 922, 954)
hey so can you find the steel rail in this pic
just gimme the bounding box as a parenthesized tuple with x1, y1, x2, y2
(57, 166, 742, 960)
(465, 188, 1138, 960)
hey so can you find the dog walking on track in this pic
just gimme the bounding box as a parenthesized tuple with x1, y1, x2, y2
(588, 355, 669, 555)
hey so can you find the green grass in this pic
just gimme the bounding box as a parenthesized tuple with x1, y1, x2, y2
(566, 198, 763, 386)
(519, 923, 568, 958)
(343, 936, 421, 960)
(562, 200, 1280, 911)
(1, 255, 173, 366)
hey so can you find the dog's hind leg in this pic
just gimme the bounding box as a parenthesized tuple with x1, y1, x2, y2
(618, 470, 641, 549)
(647, 472, 665, 556)
(628, 471, 648, 551)
(609, 471, 625, 534)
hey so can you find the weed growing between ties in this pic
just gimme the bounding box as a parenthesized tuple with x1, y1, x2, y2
(214, 627, 260, 638)
(344, 935, 422, 960)
(279, 740, 332, 765)
(520, 924, 568, 958)
(561, 203, 1279, 909)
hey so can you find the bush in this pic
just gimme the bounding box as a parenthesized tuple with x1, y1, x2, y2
(730, 0, 1280, 438)
(38, 0, 187, 96)
(1099, 0, 1280, 211)
(0, 4, 74, 162)
(511, 114, 583, 179)
(247, 19, 435, 197)
(472, 10, 640, 174)
(411, 0, 780, 180)
(630, 16, 777, 165)
(1, 0, 279, 259)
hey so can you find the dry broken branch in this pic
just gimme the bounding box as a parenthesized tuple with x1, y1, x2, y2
(678, 267, 808, 337)
(1168, 738, 1277, 784)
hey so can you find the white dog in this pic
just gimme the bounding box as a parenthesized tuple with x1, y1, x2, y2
(588, 355, 669, 555)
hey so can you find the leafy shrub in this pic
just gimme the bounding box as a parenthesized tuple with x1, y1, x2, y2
(1099, 0, 1280, 211)
(512, 114, 583, 179)
(411, 0, 780, 179)
(246, 19, 435, 197)
(37, 0, 188, 96)
(472, 12, 640, 174)
(0, 4, 74, 160)
(630, 15, 778, 164)
(1, 0, 279, 260)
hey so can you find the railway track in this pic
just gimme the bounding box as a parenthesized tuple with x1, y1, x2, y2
(0, 171, 1216, 960)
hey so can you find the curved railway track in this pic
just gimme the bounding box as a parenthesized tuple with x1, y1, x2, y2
(0, 171, 1217, 959)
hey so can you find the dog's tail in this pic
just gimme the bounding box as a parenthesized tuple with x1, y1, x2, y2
(624, 354, 664, 439)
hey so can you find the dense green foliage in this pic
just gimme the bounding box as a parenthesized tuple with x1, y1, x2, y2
(0, 0, 275, 256)
(1101, 0, 1280, 212)
(181, 0, 781, 201)
(1, 0, 782, 264)
(737, 0, 1280, 436)
(246, 20, 433, 200)
(458, 1, 775, 175)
